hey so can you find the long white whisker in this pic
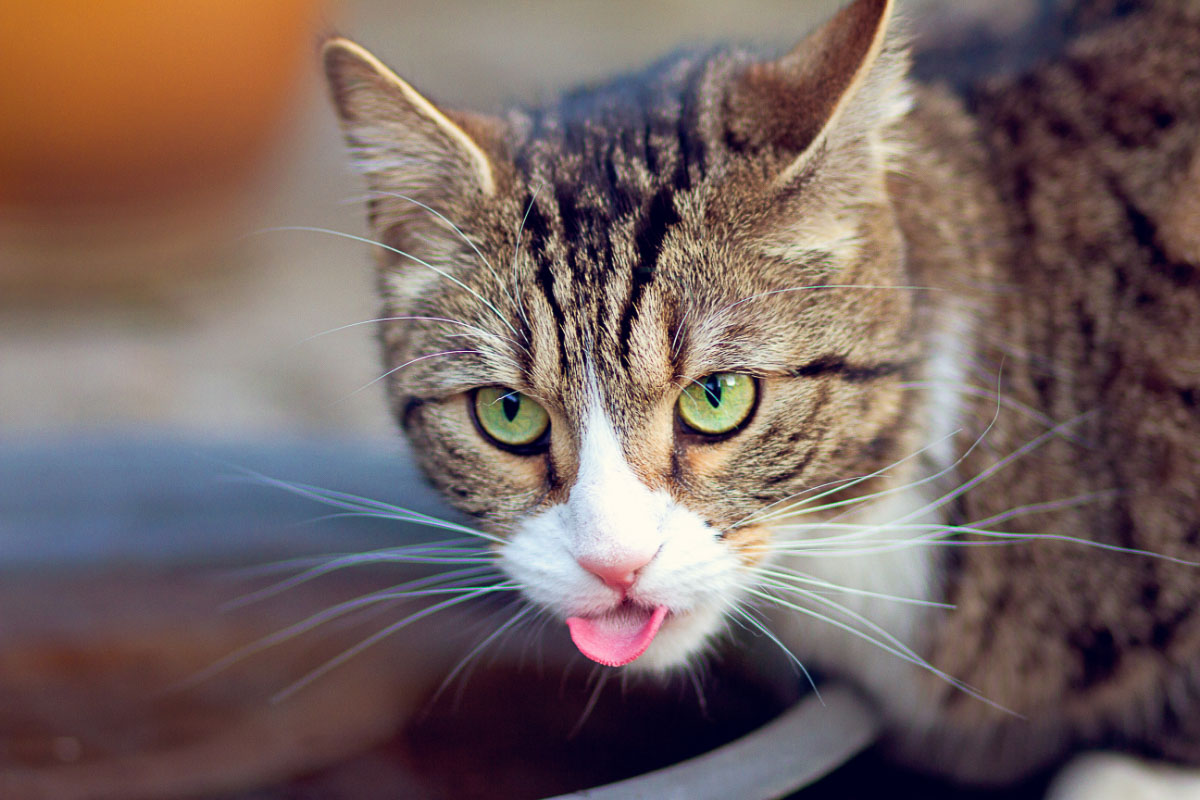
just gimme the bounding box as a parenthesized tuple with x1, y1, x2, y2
(746, 369, 1016, 530)
(181, 578, 515, 690)
(431, 603, 535, 706)
(727, 605, 821, 701)
(258, 226, 520, 338)
(735, 431, 960, 530)
(750, 566, 954, 608)
(344, 349, 484, 399)
(295, 315, 525, 354)
(879, 411, 1095, 536)
(369, 190, 516, 310)
(271, 586, 515, 703)
(232, 471, 502, 543)
(768, 492, 1110, 547)
(509, 184, 544, 339)
(770, 492, 1112, 544)
(223, 559, 495, 611)
(222, 537, 485, 579)
(569, 667, 613, 739)
(287, 513, 499, 546)
(739, 361, 1016, 534)
(898, 380, 1090, 446)
(746, 587, 1017, 716)
(300, 510, 502, 540)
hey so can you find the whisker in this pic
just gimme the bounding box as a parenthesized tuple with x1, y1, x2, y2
(431, 603, 536, 707)
(183, 578, 516, 691)
(669, 304, 692, 360)
(369, 190, 517, 310)
(256, 226, 520, 338)
(509, 184, 545, 340)
(233, 471, 503, 543)
(766, 535, 1149, 558)
(746, 369, 1020, 531)
(745, 587, 1017, 716)
(737, 361, 1018, 533)
(748, 587, 932, 681)
(879, 411, 1096, 535)
(898, 380, 1092, 447)
(767, 491, 1111, 545)
(727, 604, 821, 702)
(569, 667, 612, 739)
(220, 537, 485, 580)
(301, 510, 499, 538)
(271, 586, 515, 703)
(749, 565, 954, 608)
(344, 348, 484, 399)
(766, 485, 1183, 561)
(294, 315, 526, 354)
(224, 558, 494, 611)
(284, 514, 501, 548)
(733, 431, 960, 530)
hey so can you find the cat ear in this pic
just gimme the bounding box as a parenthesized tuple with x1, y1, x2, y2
(724, 0, 909, 185)
(322, 38, 502, 242)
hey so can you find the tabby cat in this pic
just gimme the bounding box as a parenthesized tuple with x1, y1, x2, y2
(321, 0, 1200, 795)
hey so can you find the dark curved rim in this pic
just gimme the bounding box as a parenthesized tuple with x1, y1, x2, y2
(546, 685, 881, 800)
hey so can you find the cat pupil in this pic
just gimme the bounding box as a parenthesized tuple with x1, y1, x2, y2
(703, 375, 723, 408)
(502, 393, 520, 422)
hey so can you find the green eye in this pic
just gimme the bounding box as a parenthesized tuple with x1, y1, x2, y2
(474, 387, 550, 448)
(678, 373, 756, 435)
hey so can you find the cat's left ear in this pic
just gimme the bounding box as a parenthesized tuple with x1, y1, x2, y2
(322, 38, 506, 255)
(724, 0, 909, 185)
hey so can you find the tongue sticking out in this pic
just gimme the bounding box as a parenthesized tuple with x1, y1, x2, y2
(566, 605, 669, 667)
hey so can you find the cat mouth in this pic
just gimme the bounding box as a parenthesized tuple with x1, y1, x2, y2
(565, 604, 670, 667)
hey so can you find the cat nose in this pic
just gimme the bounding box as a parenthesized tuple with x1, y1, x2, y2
(577, 552, 654, 592)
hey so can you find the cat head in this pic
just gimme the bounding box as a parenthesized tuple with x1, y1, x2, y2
(324, 0, 924, 670)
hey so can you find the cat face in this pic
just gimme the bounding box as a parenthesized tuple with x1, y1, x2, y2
(325, 0, 928, 670)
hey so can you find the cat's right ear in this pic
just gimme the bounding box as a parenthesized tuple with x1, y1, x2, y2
(322, 38, 503, 240)
(723, 0, 908, 186)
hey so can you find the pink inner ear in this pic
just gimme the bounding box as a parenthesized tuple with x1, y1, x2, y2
(566, 606, 669, 667)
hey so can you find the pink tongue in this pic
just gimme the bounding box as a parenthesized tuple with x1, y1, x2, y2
(566, 605, 669, 667)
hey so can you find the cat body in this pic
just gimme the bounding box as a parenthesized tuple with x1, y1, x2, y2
(322, 0, 1200, 792)
(902, 6, 1200, 782)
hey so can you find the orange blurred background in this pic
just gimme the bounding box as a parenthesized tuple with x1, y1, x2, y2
(0, 0, 320, 209)
(0, 0, 844, 438)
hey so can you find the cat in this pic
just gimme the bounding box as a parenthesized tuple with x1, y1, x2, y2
(320, 0, 1200, 795)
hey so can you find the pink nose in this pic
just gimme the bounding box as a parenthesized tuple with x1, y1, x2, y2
(577, 552, 654, 592)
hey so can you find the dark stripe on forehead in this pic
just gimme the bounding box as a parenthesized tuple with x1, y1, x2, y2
(618, 187, 682, 366)
(521, 196, 551, 260)
(601, 144, 636, 215)
(555, 182, 581, 243)
(672, 56, 711, 190)
(642, 120, 659, 173)
(634, 188, 681, 272)
(535, 260, 567, 372)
